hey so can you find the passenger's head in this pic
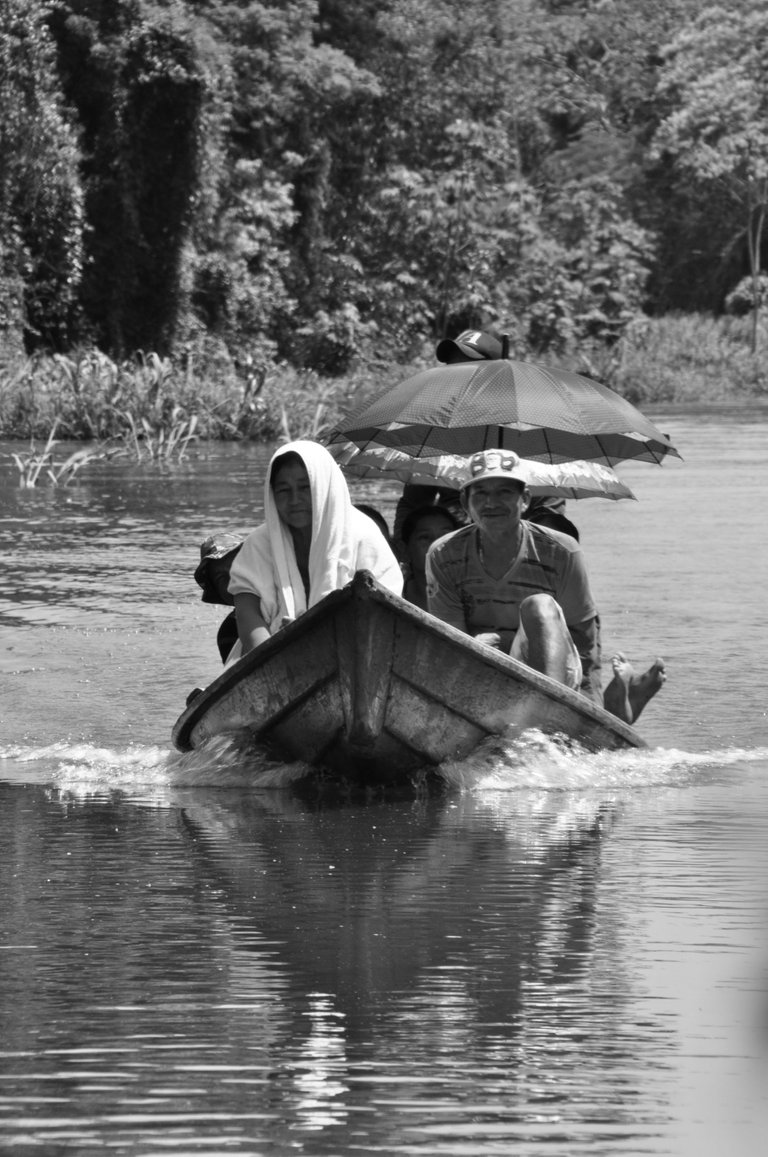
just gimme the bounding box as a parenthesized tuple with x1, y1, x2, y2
(400, 505, 460, 576)
(460, 450, 530, 525)
(270, 449, 313, 531)
(436, 329, 504, 365)
(266, 441, 353, 538)
(355, 503, 391, 543)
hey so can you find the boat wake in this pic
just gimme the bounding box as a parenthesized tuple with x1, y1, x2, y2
(438, 729, 768, 793)
(1, 733, 768, 800)
(0, 735, 312, 796)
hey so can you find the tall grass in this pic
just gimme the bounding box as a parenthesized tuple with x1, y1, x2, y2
(614, 313, 768, 405)
(10, 420, 117, 487)
(1, 314, 765, 452)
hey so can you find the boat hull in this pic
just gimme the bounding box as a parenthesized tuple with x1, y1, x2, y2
(172, 570, 644, 783)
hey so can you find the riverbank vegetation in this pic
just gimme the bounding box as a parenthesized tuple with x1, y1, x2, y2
(2, 0, 768, 443)
(1, 312, 766, 450)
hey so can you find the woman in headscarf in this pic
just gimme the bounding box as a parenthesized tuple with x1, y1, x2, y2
(227, 440, 402, 661)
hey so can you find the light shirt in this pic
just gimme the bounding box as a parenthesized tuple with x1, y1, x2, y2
(426, 521, 595, 641)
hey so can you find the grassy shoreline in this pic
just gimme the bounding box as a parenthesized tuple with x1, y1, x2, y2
(1, 314, 766, 452)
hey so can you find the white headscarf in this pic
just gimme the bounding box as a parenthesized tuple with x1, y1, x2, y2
(228, 440, 401, 635)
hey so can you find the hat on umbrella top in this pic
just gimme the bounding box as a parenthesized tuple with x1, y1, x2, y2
(436, 329, 504, 363)
(459, 450, 529, 491)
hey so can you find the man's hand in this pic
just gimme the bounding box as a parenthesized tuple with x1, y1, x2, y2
(473, 631, 504, 650)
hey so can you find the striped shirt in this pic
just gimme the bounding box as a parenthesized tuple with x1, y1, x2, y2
(426, 521, 601, 697)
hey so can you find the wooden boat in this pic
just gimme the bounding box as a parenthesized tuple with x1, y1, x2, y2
(172, 570, 644, 784)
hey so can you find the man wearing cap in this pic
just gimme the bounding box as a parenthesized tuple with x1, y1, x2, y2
(425, 448, 601, 702)
(426, 448, 667, 722)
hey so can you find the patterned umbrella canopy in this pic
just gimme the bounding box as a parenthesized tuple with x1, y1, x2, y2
(326, 359, 680, 466)
(330, 441, 636, 501)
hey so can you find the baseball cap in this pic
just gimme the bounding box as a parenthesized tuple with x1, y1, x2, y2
(460, 450, 529, 491)
(436, 329, 504, 363)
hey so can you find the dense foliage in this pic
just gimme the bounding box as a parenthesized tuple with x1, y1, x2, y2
(2, 0, 767, 382)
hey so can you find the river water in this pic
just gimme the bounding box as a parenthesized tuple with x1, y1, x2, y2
(1, 411, 767, 1155)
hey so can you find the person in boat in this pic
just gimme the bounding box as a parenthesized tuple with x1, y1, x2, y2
(393, 328, 579, 546)
(425, 448, 665, 725)
(194, 533, 243, 662)
(353, 503, 392, 545)
(227, 440, 403, 659)
(194, 502, 391, 662)
(399, 504, 460, 612)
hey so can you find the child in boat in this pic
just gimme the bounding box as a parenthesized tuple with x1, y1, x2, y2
(352, 503, 391, 545)
(227, 440, 402, 660)
(400, 504, 459, 612)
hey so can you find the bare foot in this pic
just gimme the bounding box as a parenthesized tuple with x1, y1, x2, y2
(603, 652, 666, 724)
(628, 656, 666, 722)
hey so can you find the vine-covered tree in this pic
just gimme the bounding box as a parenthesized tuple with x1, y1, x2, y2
(0, 0, 83, 352)
(51, 0, 224, 355)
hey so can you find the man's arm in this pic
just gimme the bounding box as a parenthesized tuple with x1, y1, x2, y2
(569, 614, 602, 703)
(555, 542, 602, 702)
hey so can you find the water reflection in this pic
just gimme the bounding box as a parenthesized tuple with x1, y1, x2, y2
(0, 780, 655, 1149)
(2, 766, 766, 1152)
(175, 787, 670, 1137)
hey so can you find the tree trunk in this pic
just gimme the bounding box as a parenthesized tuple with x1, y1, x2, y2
(747, 196, 765, 355)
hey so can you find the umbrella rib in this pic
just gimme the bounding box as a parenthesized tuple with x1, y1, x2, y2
(541, 426, 558, 464)
(413, 426, 431, 458)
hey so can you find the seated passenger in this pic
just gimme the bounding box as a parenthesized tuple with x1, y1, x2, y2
(400, 504, 460, 612)
(393, 328, 578, 544)
(354, 503, 392, 545)
(425, 449, 664, 724)
(228, 440, 403, 659)
(194, 533, 243, 662)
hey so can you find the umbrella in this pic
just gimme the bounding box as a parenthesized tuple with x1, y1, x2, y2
(330, 441, 636, 501)
(326, 359, 680, 466)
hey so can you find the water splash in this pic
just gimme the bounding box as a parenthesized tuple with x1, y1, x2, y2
(0, 735, 311, 795)
(2, 732, 767, 800)
(167, 736, 312, 790)
(437, 729, 768, 793)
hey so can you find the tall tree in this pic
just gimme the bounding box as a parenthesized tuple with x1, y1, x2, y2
(193, 0, 382, 370)
(0, 0, 83, 352)
(651, 1, 768, 348)
(51, 0, 222, 355)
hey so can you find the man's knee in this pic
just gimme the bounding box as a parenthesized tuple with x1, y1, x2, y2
(519, 593, 560, 632)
